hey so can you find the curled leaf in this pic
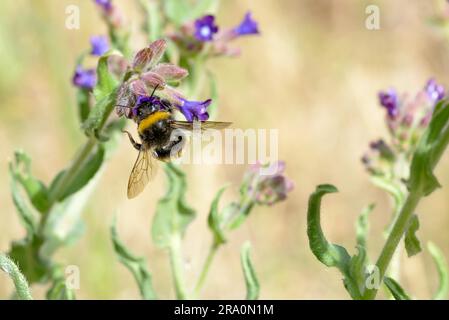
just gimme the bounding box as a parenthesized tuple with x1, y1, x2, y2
(307, 184, 363, 299)
(404, 214, 422, 257)
(307, 184, 351, 268)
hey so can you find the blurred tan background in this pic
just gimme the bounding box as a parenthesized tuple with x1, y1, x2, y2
(1, 0, 449, 299)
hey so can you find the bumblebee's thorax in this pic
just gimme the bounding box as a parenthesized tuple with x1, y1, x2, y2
(137, 111, 173, 147)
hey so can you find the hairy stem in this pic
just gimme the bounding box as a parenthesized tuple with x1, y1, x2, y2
(168, 235, 188, 299)
(0, 254, 33, 300)
(193, 241, 220, 298)
(363, 190, 422, 299)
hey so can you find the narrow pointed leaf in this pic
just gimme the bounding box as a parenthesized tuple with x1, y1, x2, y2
(408, 100, 449, 196)
(49, 144, 105, 202)
(428, 242, 449, 300)
(9, 161, 38, 236)
(384, 277, 411, 300)
(207, 185, 228, 245)
(152, 163, 196, 247)
(111, 219, 157, 300)
(240, 242, 259, 300)
(10, 151, 50, 213)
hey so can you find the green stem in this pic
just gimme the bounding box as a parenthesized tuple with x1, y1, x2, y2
(193, 241, 220, 298)
(168, 235, 188, 299)
(363, 190, 422, 300)
(38, 137, 97, 235)
(0, 254, 33, 300)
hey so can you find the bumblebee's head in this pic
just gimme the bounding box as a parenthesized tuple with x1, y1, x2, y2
(132, 96, 160, 122)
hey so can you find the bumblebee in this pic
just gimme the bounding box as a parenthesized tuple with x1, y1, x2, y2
(118, 89, 231, 199)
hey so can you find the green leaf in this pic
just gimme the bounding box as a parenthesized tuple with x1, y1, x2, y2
(49, 144, 105, 202)
(41, 169, 103, 258)
(0, 254, 33, 300)
(111, 218, 157, 300)
(83, 50, 121, 138)
(152, 163, 196, 248)
(163, 0, 190, 26)
(307, 184, 363, 299)
(93, 51, 120, 102)
(46, 278, 76, 300)
(307, 184, 351, 269)
(348, 246, 368, 296)
(8, 237, 50, 284)
(384, 277, 411, 300)
(404, 214, 422, 257)
(370, 176, 405, 207)
(82, 90, 118, 138)
(207, 186, 228, 245)
(10, 150, 50, 213)
(240, 242, 260, 300)
(428, 242, 449, 300)
(9, 161, 38, 237)
(408, 100, 449, 196)
(355, 203, 374, 248)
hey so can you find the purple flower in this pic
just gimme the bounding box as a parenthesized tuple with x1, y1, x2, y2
(233, 12, 259, 36)
(194, 15, 219, 41)
(72, 66, 96, 90)
(176, 98, 211, 121)
(425, 78, 445, 103)
(90, 35, 109, 56)
(245, 161, 294, 206)
(378, 88, 399, 118)
(94, 0, 112, 12)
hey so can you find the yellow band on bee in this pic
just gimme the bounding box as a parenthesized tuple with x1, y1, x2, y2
(138, 111, 170, 134)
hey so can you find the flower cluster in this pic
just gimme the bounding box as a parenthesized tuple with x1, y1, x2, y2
(362, 78, 446, 176)
(115, 39, 212, 122)
(72, 36, 110, 90)
(242, 161, 294, 206)
(169, 11, 259, 57)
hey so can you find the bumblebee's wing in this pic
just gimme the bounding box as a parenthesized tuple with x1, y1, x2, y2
(169, 120, 232, 131)
(127, 148, 156, 199)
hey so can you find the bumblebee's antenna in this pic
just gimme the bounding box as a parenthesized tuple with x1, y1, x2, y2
(150, 84, 159, 98)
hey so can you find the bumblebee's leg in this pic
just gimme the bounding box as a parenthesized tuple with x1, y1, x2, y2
(122, 130, 141, 151)
(154, 135, 184, 161)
